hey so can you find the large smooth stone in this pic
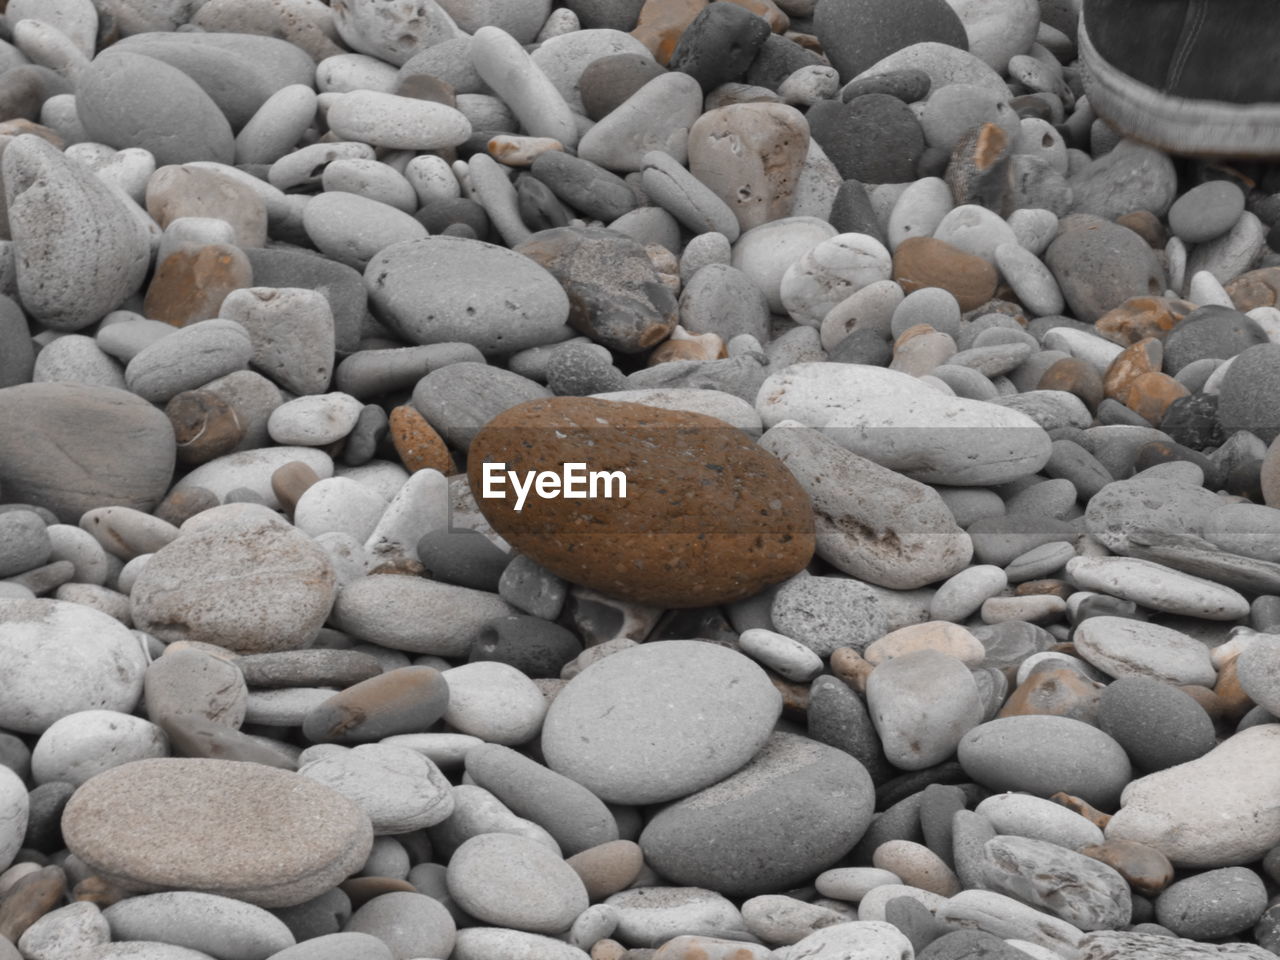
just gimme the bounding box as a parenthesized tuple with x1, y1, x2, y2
(0, 599, 148, 735)
(467, 397, 814, 608)
(102, 892, 295, 959)
(76, 53, 235, 164)
(0, 383, 174, 522)
(130, 516, 336, 654)
(638, 732, 874, 897)
(446, 833, 588, 935)
(756, 362, 1052, 485)
(366, 236, 571, 356)
(1072, 616, 1217, 685)
(958, 715, 1132, 809)
(1106, 725, 1280, 868)
(866, 649, 984, 770)
(62, 758, 373, 907)
(4, 135, 151, 332)
(540, 640, 781, 805)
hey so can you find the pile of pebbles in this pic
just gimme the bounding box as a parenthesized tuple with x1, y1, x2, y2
(4, 0, 1280, 957)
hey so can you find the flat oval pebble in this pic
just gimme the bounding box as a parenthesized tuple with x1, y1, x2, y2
(958, 715, 1132, 809)
(541, 639, 781, 804)
(638, 731, 874, 897)
(979, 834, 1131, 930)
(468, 397, 814, 607)
(1066, 556, 1250, 621)
(366, 236, 571, 356)
(102, 893, 294, 960)
(62, 758, 372, 907)
(296, 742, 453, 835)
(447, 832, 588, 934)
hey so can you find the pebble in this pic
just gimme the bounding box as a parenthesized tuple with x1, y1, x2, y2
(979, 834, 1131, 930)
(639, 731, 874, 896)
(447, 832, 588, 934)
(867, 650, 984, 770)
(975, 793, 1105, 850)
(958, 715, 1132, 809)
(1066, 556, 1251, 621)
(297, 742, 453, 834)
(541, 640, 780, 804)
(130, 515, 336, 654)
(606, 887, 746, 947)
(344, 891, 454, 958)
(103, 893, 294, 959)
(1106, 724, 1280, 867)
(63, 758, 372, 907)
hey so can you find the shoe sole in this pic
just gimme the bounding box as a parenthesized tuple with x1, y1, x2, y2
(1080, 18, 1280, 158)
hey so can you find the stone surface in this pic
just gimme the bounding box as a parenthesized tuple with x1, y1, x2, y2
(130, 516, 336, 654)
(468, 397, 814, 607)
(1106, 725, 1280, 867)
(540, 640, 781, 804)
(62, 758, 372, 907)
(5, 136, 151, 332)
(638, 732, 875, 896)
(979, 834, 1132, 930)
(447, 833, 588, 934)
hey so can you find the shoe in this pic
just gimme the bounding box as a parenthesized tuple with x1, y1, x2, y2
(1080, 0, 1280, 158)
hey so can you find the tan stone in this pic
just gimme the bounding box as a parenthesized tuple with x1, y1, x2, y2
(687, 102, 810, 232)
(146, 165, 268, 248)
(1078, 839, 1174, 897)
(567, 840, 644, 902)
(1094, 296, 1196, 345)
(872, 839, 962, 897)
(0, 866, 65, 943)
(864, 621, 985, 666)
(1262, 434, 1280, 508)
(62, 758, 373, 908)
(1225, 265, 1280, 311)
(467, 397, 815, 607)
(143, 243, 254, 327)
(340, 876, 418, 908)
(893, 236, 999, 311)
(830, 647, 873, 694)
(488, 134, 565, 167)
(1212, 654, 1255, 723)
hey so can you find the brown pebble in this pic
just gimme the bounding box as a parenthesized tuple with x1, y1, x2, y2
(830, 647, 873, 694)
(340, 876, 418, 908)
(768, 671, 810, 715)
(0, 865, 66, 943)
(389, 404, 454, 475)
(270, 460, 321, 516)
(1225, 265, 1280, 311)
(1050, 792, 1111, 830)
(154, 485, 220, 526)
(998, 667, 1102, 725)
(166, 389, 246, 467)
(1037, 356, 1104, 412)
(143, 243, 254, 327)
(0, 119, 64, 147)
(631, 0, 708, 64)
(1115, 210, 1167, 248)
(1178, 684, 1229, 723)
(1125, 370, 1189, 424)
(1103, 337, 1162, 403)
(1078, 838, 1174, 897)
(72, 875, 127, 908)
(567, 840, 645, 901)
(723, 0, 789, 32)
(395, 72, 457, 106)
(1094, 295, 1196, 345)
(1014, 579, 1071, 598)
(893, 236, 999, 311)
(592, 940, 627, 960)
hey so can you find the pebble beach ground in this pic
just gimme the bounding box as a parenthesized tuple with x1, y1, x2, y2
(3, 0, 1280, 958)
